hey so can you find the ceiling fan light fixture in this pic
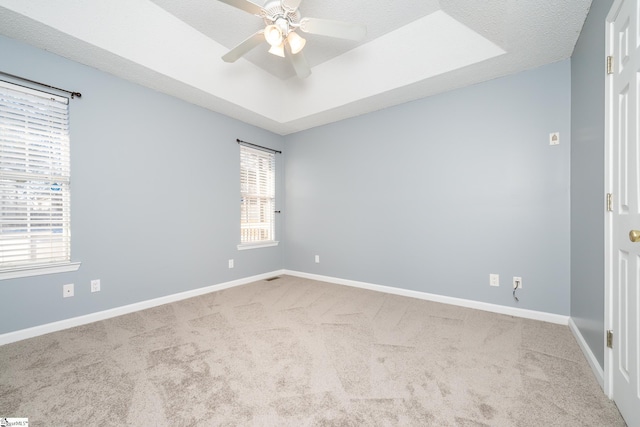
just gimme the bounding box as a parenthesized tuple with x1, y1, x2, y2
(268, 43, 285, 57)
(287, 31, 306, 54)
(220, 0, 366, 79)
(264, 24, 283, 47)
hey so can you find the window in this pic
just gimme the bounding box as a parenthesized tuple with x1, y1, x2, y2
(239, 144, 277, 249)
(0, 81, 78, 278)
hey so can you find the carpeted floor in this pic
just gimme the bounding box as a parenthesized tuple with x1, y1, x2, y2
(0, 275, 626, 426)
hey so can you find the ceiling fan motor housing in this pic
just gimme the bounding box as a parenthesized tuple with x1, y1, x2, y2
(263, 1, 301, 33)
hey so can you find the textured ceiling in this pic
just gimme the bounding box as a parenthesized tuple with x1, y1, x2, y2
(0, 0, 592, 135)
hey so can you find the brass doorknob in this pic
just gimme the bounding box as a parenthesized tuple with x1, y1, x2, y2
(630, 230, 640, 242)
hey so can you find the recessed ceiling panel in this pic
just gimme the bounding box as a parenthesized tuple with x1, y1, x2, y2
(149, 0, 441, 79)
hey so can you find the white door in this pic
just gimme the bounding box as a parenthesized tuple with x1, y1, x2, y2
(607, 0, 640, 425)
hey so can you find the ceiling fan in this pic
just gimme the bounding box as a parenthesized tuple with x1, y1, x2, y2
(218, 0, 366, 78)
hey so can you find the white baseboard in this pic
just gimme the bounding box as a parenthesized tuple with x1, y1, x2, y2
(283, 270, 570, 325)
(0, 270, 285, 346)
(568, 317, 605, 390)
(1, 268, 572, 346)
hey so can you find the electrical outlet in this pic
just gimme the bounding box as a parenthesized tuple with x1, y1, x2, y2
(513, 276, 523, 289)
(315, 255, 320, 263)
(91, 279, 101, 293)
(63, 283, 74, 298)
(489, 274, 499, 287)
(228, 259, 234, 269)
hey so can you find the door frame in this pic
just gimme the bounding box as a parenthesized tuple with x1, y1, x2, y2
(603, 0, 618, 400)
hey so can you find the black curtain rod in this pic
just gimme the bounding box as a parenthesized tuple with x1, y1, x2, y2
(236, 138, 282, 154)
(0, 70, 82, 99)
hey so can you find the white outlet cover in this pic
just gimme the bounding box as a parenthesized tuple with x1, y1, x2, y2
(91, 279, 101, 292)
(489, 274, 499, 287)
(549, 132, 560, 145)
(513, 277, 523, 289)
(315, 255, 320, 263)
(228, 259, 234, 268)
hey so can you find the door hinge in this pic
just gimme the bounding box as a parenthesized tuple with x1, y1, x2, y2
(607, 56, 614, 74)
(607, 330, 613, 348)
(606, 193, 613, 212)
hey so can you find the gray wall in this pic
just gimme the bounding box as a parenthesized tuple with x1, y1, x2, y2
(0, 35, 284, 335)
(0, 26, 583, 335)
(570, 0, 613, 369)
(284, 60, 572, 315)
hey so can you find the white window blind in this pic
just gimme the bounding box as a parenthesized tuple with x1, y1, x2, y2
(0, 81, 71, 270)
(240, 145, 275, 245)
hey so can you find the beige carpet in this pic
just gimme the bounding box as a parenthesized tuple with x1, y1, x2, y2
(0, 275, 626, 426)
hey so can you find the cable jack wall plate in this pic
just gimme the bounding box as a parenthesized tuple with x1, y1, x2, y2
(63, 283, 74, 297)
(513, 276, 522, 289)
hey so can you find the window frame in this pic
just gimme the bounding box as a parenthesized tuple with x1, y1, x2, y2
(237, 144, 278, 250)
(0, 80, 80, 279)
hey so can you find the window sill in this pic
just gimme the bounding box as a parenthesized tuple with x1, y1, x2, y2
(0, 261, 81, 280)
(237, 241, 279, 251)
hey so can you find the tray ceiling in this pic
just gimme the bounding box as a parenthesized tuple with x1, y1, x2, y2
(0, 0, 592, 134)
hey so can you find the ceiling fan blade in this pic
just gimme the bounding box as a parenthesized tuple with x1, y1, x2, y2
(216, 0, 263, 16)
(282, 0, 302, 12)
(285, 40, 311, 79)
(299, 17, 366, 41)
(222, 31, 265, 63)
